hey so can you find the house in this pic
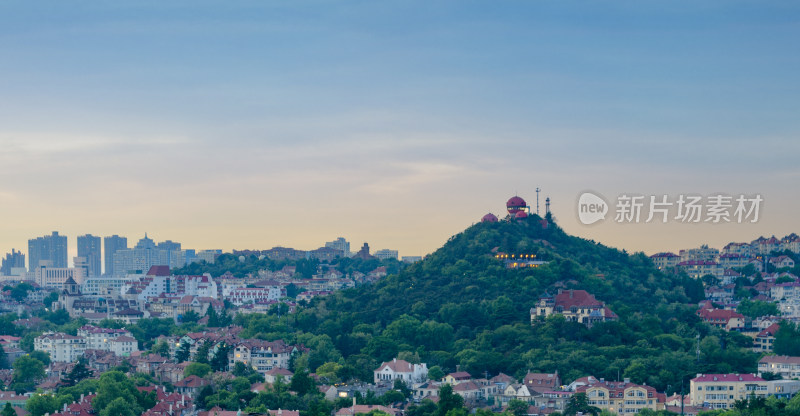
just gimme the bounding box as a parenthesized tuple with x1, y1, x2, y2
(174, 375, 211, 397)
(696, 306, 745, 332)
(531, 290, 617, 327)
(524, 372, 561, 394)
(110, 335, 138, 357)
(373, 358, 428, 385)
(490, 373, 517, 390)
(770, 256, 795, 270)
(452, 381, 483, 401)
(690, 374, 768, 409)
(443, 372, 472, 385)
(758, 355, 800, 379)
(578, 378, 661, 415)
(499, 384, 534, 405)
(265, 368, 294, 384)
(413, 381, 441, 400)
(754, 324, 781, 352)
(650, 252, 680, 270)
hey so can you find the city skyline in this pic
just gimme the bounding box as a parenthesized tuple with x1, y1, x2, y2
(1, 2, 798, 261)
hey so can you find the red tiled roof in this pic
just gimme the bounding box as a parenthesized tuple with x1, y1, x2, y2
(554, 290, 603, 309)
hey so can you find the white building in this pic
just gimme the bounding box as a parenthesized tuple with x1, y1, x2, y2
(374, 249, 399, 261)
(35, 266, 86, 289)
(77, 325, 133, 350)
(374, 358, 428, 384)
(228, 287, 284, 305)
(758, 356, 800, 380)
(34, 332, 87, 362)
(110, 335, 138, 357)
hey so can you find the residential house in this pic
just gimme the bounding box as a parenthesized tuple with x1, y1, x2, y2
(524, 372, 561, 394)
(754, 324, 781, 353)
(265, 368, 294, 384)
(174, 375, 211, 398)
(443, 372, 472, 385)
(531, 290, 617, 327)
(770, 256, 795, 270)
(758, 355, 800, 379)
(374, 358, 429, 385)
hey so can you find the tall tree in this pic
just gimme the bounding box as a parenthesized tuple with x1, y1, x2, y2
(2, 403, 16, 416)
(11, 355, 45, 393)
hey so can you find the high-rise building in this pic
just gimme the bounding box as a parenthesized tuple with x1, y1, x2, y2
(325, 237, 351, 257)
(104, 235, 128, 276)
(112, 235, 184, 276)
(1, 249, 25, 275)
(77, 234, 102, 278)
(28, 231, 68, 270)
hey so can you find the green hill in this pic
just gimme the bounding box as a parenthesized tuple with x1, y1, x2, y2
(276, 213, 757, 391)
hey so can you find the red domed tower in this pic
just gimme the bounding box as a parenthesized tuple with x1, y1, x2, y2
(515, 211, 528, 219)
(507, 196, 527, 215)
(481, 213, 498, 223)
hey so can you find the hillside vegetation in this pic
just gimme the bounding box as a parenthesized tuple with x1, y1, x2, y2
(264, 214, 757, 391)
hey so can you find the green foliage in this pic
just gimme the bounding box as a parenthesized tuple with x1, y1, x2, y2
(507, 399, 530, 416)
(175, 341, 191, 363)
(184, 362, 212, 378)
(774, 321, 800, 356)
(65, 357, 92, 386)
(737, 299, 779, 319)
(428, 366, 445, 381)
(210, 342, 231, 371)
(2, 402, 16, 416)
(149, 340, 170, 357)
(10, 283, 34, 301)
(11, 355, 45, 393)
(289, 369, 316, 395)
(436, 384, 465, 416)
(92, 371, 152, 416)
(564, 393, 599, 416)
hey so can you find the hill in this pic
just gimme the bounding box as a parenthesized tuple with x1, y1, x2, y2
(266, 213, 757, 391)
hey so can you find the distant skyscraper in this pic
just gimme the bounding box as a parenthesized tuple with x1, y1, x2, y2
(77, 234, 102, 278)
(325, 237, 351, 256)
(1, 249, 25, 275)
(112, 235, 184, 276)
(28, 231, 68, 270)
(104, 235, 128, 276)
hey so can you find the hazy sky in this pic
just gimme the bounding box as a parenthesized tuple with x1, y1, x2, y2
(1, 1, 798, 264)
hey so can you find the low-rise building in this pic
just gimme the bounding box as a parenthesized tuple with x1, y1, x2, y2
(690, 374, 768, 410)
(578, 379, 661, 415)
(531, 290, 617, 327)
(34, 332, 87, 362)
(374, 358, 428, 385)
(758, 355, 800, 379)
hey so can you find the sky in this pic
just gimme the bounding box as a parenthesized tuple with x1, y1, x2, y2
(1, 1, 799, 266)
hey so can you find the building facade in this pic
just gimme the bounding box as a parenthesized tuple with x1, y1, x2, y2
(28, 231, 68, 270)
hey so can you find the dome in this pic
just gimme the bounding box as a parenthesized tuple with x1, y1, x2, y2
(481, 213, 498, 223)
(507, 196, 527, 214)
(515, 211, 528, 219)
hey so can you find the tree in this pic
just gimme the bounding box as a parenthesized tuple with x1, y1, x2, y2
(428, 366, 445, 381)
(2, 403, 16, 416)
(737, 299, 779, 319)
(65, 357, 92, 386)
(0, 344, 8, 370)
(99, 397, 137, 416)
(507, 399, 529, 416)
(149, 341, 170, 357)
(774, 322, 800, 356)
(564, 393, 599, 416)
(29, 351, 50, 366)
(181, 310, 200, 324)
(26, 393, 60, 416)
(11, 355, 45, 393)
(184, 363, 212, 378)
(175, 341, 191, 362)
(289, 369, 315, 395)
(436, 384, 464, 416)
(92, 371, 146, 416)
(210, 342, 231, 372)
